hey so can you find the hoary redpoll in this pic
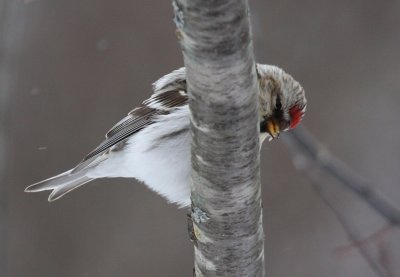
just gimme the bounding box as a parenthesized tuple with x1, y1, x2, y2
(25, 64, 306, 207)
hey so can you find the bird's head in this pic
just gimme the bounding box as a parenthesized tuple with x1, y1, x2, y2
(257, 64, 306, 141)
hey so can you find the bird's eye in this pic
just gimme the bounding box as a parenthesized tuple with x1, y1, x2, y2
(275, 95, 282, 110)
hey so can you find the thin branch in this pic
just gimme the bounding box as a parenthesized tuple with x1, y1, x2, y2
(334, 225, 392, 255)
(282, 126, 400, 226)
(173, 0, 264, 276)
(282, 126, 400, 277)
(310, 178, 387, 277)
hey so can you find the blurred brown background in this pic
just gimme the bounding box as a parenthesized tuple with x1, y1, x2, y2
(2, 0, 400, 276)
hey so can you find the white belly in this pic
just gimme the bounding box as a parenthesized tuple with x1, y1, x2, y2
(88, 106, 192, 207)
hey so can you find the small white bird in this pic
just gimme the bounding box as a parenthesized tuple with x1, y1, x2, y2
(25, 64, 306, 207)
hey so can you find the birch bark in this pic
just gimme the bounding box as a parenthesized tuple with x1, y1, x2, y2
(173, 0, 265, 275)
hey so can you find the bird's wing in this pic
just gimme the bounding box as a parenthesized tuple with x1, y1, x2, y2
(71, 80, 188, 174)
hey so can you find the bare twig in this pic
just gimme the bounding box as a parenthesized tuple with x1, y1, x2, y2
(310, 179, 387, 277)
(173, 0, 264, 276)
(335, 224, 392, 255)
(282, 126, 400, 277)
(283, 126, 400, 226)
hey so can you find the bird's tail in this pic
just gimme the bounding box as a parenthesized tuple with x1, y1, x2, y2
(25, 169, 94, 201)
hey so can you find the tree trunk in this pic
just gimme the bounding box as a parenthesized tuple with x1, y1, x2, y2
(173, 0, 265, 276)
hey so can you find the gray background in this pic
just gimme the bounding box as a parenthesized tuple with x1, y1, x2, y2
(2, 0, 400, 276)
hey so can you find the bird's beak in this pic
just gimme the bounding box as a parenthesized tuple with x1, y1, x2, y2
(266, 120, 280, 139)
